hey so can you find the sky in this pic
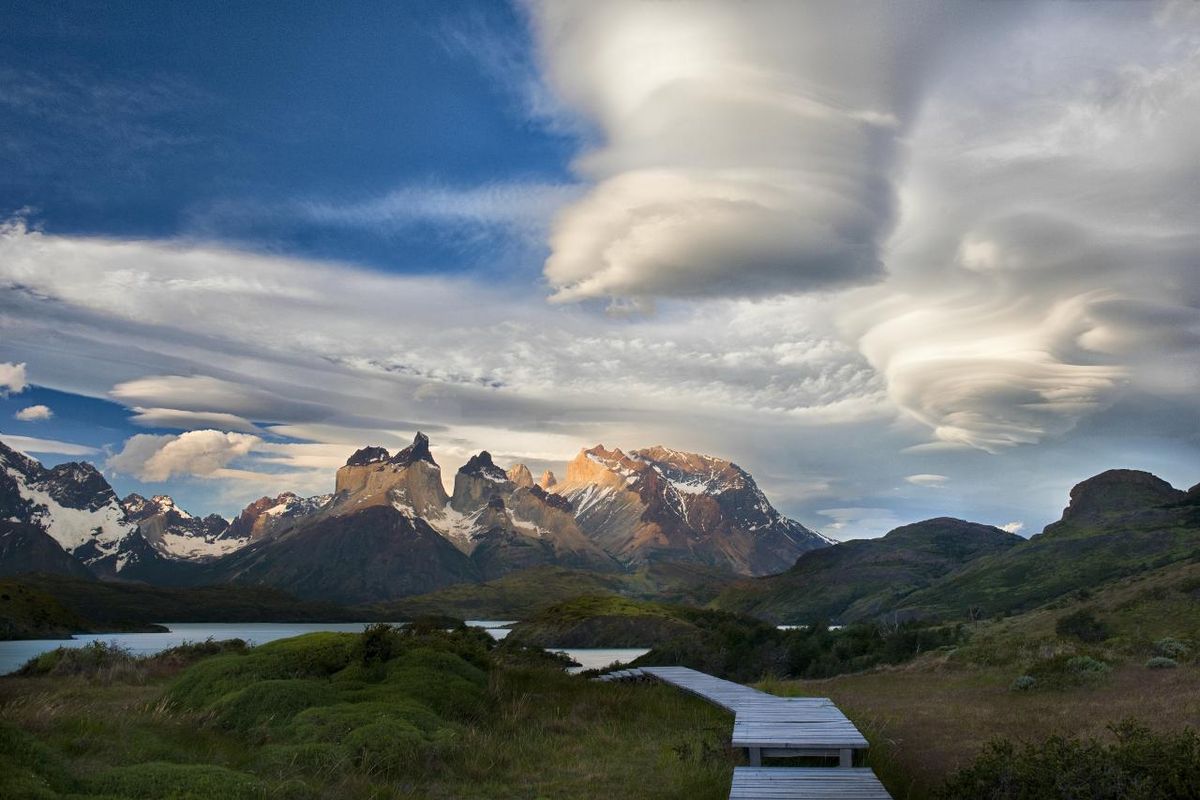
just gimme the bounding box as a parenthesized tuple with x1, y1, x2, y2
(1, 0, 1197, 539)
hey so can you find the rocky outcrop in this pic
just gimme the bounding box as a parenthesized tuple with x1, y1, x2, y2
(538, 470, 558, 490)
(332, 433, 448, 519)
(121, 494, 235, 561)
(450, 451, 513, 513)
(223, 492, 332, 542)
(1049, 469, 1186, 530)
(507, 463, 535, 489)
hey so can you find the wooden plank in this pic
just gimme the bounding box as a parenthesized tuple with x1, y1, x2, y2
(729, 767, 892, 799)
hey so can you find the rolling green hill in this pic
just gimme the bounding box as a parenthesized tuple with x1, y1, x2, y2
(371, 561, 735, 620)
(712, 517, 1020, 623)
(893, 471, 1200, 620)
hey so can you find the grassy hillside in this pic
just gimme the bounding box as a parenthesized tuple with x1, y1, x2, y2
(895, 487, 1200, 620)
(371, 562, 735, 619)
(505, 595, 733, 648)
(713, 518, 1020, 624)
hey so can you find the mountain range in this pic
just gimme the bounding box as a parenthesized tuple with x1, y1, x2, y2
(0, 433, 829, 603)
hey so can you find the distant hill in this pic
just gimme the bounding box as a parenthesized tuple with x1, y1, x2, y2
(893, 470, 1200, 620)
(713, 517, 1022, 623)
(5, 574, 359, 629)
(374, 561, 735, 620)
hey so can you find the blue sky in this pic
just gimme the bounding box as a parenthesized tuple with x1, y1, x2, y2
(1, 0, 574, 276)
(1, 1, 1197, 535)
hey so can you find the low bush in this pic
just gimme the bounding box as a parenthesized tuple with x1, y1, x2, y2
(1154, 637, 1190, 659)
(1055, 609, 1112, 643)
(344, 719, 429, 776)
(937, 721, 1200, 799)
(18, 640, 141, 681)
(254, 742, 351, 778)
(168, 632, 358, 709)
(1146, 656, 1179, 669)
(214, 679, 333, 732)
(1025, 653, 1111, 689)
(1010, 674, 1036, 691)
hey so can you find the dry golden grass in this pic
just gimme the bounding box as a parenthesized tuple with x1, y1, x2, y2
(760, 658, 1200, 799)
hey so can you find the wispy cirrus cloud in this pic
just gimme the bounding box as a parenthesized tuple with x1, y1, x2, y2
(0, 433, 97, 457)
(297, 181, 582, 243)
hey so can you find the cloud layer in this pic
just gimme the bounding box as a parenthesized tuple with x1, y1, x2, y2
(528, 1, 997, 304)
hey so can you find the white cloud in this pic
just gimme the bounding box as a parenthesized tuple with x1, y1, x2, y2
(14, 404, 52, 421)
(527, 1, 1007, 304)
(838, 2, 1200, 452)
(0, 361, 28, 395)
(299, 182, 581, 242)
(127, 407, 262, 434)
(905, 474, 948, 488)
(1000, 521, 1025, 535)
(0, 434, 98, 456)
(107, 430, 262, 481)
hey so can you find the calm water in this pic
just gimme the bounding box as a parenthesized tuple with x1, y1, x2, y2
(0, 621, 647, 676)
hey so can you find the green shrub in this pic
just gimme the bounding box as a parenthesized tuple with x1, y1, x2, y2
(355, 623, 402, 668)
(1154, 637, 1190, 659)
(1055, 609, 1112, 643)
(937, 721, 1200, 799)
(287, 700, 444, 743)
(19, 641, 141, 680)
(169, 633, 357, 709)
(344, 720, 428, 776)
(88, 762, 265, 799)
(1026, 654, 1111, 689)
(254, 742, 351, 777)
(1146, 656, 1179, 669)
(214, 679, 332, 732)
(1010, 674, 1036, 691)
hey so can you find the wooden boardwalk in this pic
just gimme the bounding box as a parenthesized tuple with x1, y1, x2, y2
(730, 768, 891, 799)
(600, 666, 891, 799)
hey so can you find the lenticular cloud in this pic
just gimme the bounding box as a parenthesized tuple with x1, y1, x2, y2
(528, 0, 954, 304)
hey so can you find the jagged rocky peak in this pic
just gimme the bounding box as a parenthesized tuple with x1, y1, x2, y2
(631, 445, 750, 495)
(538, 469, 557, 489)
(224, 491, 330, 541)
(334, 433, 449, 518)
(0, 439, 139, 575)
(345, 445, 391, 466)
(530, 484, 572, 513)
(460, 451, 508, 481)
(39, 461, 119, 513)
(507, 463, 535, 488)
(121, 493, 192, 522)
(451, 451, 513, 512)
(1059, 469, 1185, 523)
(390, 431, 435, 467)
(563, 444, 641, 489)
